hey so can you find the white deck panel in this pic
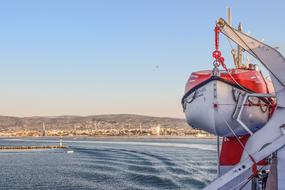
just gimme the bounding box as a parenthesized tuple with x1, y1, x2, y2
(278, 146, 285, 190)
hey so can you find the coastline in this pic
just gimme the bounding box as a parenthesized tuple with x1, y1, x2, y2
(0, 135, 215, 140)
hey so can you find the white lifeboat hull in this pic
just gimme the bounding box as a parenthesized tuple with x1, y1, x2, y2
(183, 79, 269, 137)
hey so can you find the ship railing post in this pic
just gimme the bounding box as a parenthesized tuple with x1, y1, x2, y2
(217, 135, 220, 176)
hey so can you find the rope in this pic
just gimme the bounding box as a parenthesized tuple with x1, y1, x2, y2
(237, 175, 254, 190)
(228, 175, 252, 190)
(221, 116, 248, 155)
(217, 45, 274, 113)
(221, 114, 260, 180)
(226, 35, 234, 50)
(221, 21, 285, 88)
(222, 65, 251, 93)
(275, 85, 285, 94)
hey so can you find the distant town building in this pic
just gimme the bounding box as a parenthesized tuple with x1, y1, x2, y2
(156, 124, 161, 136)
(42, 122, 47, 136)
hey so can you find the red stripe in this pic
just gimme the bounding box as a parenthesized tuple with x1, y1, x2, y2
(219, 135, 267, 166)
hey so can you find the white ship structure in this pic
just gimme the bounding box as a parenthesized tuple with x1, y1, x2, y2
(182, 10, 285, 190)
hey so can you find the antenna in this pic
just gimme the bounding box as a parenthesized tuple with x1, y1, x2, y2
(226, 7, 232, 26)
(227, 7, 239, 68)
(237, 22, 243, 68)
(226, 7, 243, 68)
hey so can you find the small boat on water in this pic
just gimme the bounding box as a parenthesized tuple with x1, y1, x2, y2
(182, 9, 285, 190)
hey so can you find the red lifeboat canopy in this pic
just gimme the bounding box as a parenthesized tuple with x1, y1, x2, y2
(184, 68, 273, 95)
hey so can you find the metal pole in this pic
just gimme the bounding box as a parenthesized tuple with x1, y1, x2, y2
(237, 23, 243, 68)
(217, 136, 220, 176)
(226, 7, 232, 27)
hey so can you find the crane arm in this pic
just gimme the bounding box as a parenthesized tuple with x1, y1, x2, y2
(217, 18, 285, 107)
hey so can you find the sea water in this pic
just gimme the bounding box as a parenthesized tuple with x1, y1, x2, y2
(0, 138, 217, 190)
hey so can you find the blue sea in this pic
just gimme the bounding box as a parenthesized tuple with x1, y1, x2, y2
(0, 137, 217, 190)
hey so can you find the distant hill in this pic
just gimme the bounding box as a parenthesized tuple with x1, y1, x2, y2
(0, 114, 191, 131)
(0, 114, 212, 137)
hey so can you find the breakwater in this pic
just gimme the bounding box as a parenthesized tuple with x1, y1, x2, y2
(0, 145, 67, 150)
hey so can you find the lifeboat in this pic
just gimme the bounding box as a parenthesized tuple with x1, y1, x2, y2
(181, 23, 275, 137)
(182, 67, 275, 137)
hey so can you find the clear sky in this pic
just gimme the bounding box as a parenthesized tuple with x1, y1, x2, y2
(0, 0, 284, 118)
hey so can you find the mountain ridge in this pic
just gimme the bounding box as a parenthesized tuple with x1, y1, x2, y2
(0, 114, 208, 137)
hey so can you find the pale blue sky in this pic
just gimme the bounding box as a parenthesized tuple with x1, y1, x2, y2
(0, 0, 284, 118)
